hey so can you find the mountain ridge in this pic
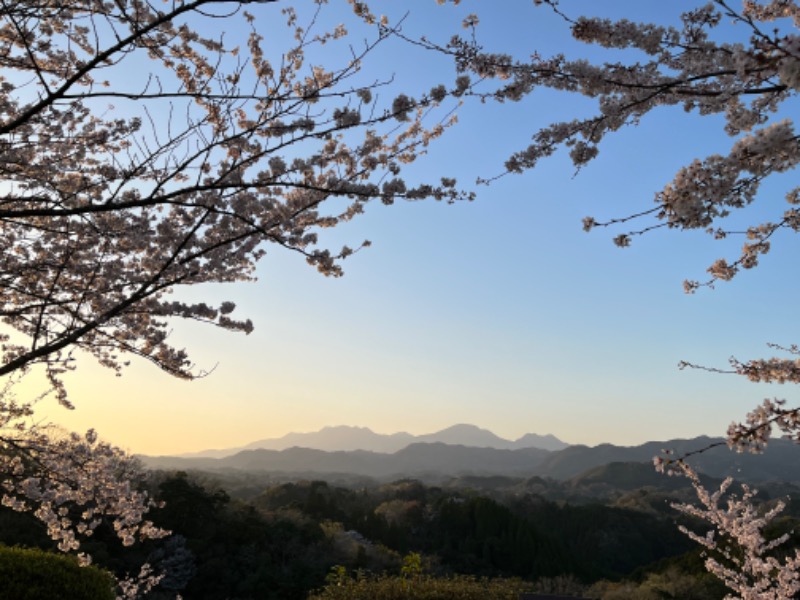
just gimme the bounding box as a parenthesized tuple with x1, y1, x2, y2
(144, 436, 800, 484)
(180, 423, 570, 458)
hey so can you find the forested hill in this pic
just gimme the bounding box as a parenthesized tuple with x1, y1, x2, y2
(141, 436, 800, 483)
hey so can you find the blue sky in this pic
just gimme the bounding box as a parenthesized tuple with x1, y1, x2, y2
(37, 1, 800, 455)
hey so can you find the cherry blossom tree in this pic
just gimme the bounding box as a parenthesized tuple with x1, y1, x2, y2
(0, 0, 468, 595)
(0, 0, 468, 396)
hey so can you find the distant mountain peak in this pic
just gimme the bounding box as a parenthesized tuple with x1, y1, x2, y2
(320, 425, 373, 432)
(438, 424, 489, 432)
(512, 433, 569, 451)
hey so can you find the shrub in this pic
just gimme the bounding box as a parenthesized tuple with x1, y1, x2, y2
(0, 545, 115, 600)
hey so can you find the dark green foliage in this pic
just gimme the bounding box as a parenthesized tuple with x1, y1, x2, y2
(429, 496, 573, 579)
(0, 469, 781, 599)
(590, 562, 726, 599)
(0, 505, 54, 549)
(149, 472, 331, 599)
(624, 550, 727, 599)
(510, 496, 694, 578)
(0, 545, 115, 600)
(153, 471, 231, 539)
(147, 475, 583, 596)
(308, 569, 531, 600)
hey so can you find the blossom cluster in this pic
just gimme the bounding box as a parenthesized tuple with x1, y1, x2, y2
(445, 0, 800, 291)
(0, 380, 168, 597)
(0, 426, 167, 551)
(672, 461, 800, 599)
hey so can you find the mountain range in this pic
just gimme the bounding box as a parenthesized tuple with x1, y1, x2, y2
(180, 424, 570, 458)
(143, 433, 800, 484)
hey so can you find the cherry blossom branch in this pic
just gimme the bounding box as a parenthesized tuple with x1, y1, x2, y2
(0, 0, 274, 135)
(671, 460, 800, 598)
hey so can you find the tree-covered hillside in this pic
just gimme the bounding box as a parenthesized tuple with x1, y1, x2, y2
(0, 469, 757, 599)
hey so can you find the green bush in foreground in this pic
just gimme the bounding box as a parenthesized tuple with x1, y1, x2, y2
(0, 545, 115, 600)
(308, 568, 531, 600)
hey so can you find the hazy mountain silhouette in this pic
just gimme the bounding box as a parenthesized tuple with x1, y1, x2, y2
(511, 432, 570, 450)
(243, 425, 415, 454)
(565, 461, 695, 491)
(180, 424, 570, 458)
(528, 436, 800, 481)
(144, 436, 800, 484)
(415, 424, 514, 448)
(148, 443, 551, 478)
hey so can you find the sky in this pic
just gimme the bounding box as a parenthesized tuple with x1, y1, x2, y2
(28, 1, 800, 455)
